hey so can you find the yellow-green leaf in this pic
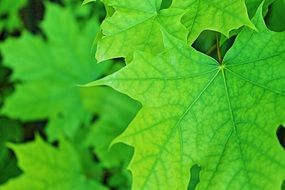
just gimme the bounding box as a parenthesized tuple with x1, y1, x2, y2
(172, 0, 255, 43)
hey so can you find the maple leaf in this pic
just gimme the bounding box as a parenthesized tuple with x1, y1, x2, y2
(171, 0, 255, 43)
(0, 3, 111, 141)
(95, 0, 188, 62)
(1, 136, 107, 190)
(87, 6, 285, 190)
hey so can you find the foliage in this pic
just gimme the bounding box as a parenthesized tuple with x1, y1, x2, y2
(0, 0, 285, 190)
(1, 136, 107, 190)
(0, 2, 112, 141)
(88, 0, 285, 190)
(0, 117, 22, 184)
(0, 0, 138, 189)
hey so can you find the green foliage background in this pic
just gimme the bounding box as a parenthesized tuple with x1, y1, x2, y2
(0, 0, 284, 189)
(0, 0, 139, 189)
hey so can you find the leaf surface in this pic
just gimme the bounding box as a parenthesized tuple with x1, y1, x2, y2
(96, 0, 188, 62)
(172, 0, 254, 43)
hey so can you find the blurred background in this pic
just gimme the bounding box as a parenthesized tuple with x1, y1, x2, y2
(0, 0, 284, 189)
(0, 0, 141, 189)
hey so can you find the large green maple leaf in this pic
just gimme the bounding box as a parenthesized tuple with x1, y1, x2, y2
(0, 3, 111, 141)
(171, 0, 255, 43)
(0, 137, 107, 190)
(95, 0, 188, 62)
(88, 6, 285, 190)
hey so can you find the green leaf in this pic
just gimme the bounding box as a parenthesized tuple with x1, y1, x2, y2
(0, 0, 27, 31)
(0, 3, 111, 141)
(171, 0, 255, 43)
(88, 6, 285, 190)
(96, 0, 188, 62)
(0, 136, 107, 190)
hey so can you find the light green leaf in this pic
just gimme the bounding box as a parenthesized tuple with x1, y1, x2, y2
(96, 0, 188, 62)
(172, 0, 255, 43)
(0, 3, 111, 141)
(88, 6, 285, 190)
(0, 137, 107, 190)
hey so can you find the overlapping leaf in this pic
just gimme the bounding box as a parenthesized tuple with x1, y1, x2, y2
(172, 0, 255, 43)
(95, 0, 188, 62)
(88, 6, 285, 190)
